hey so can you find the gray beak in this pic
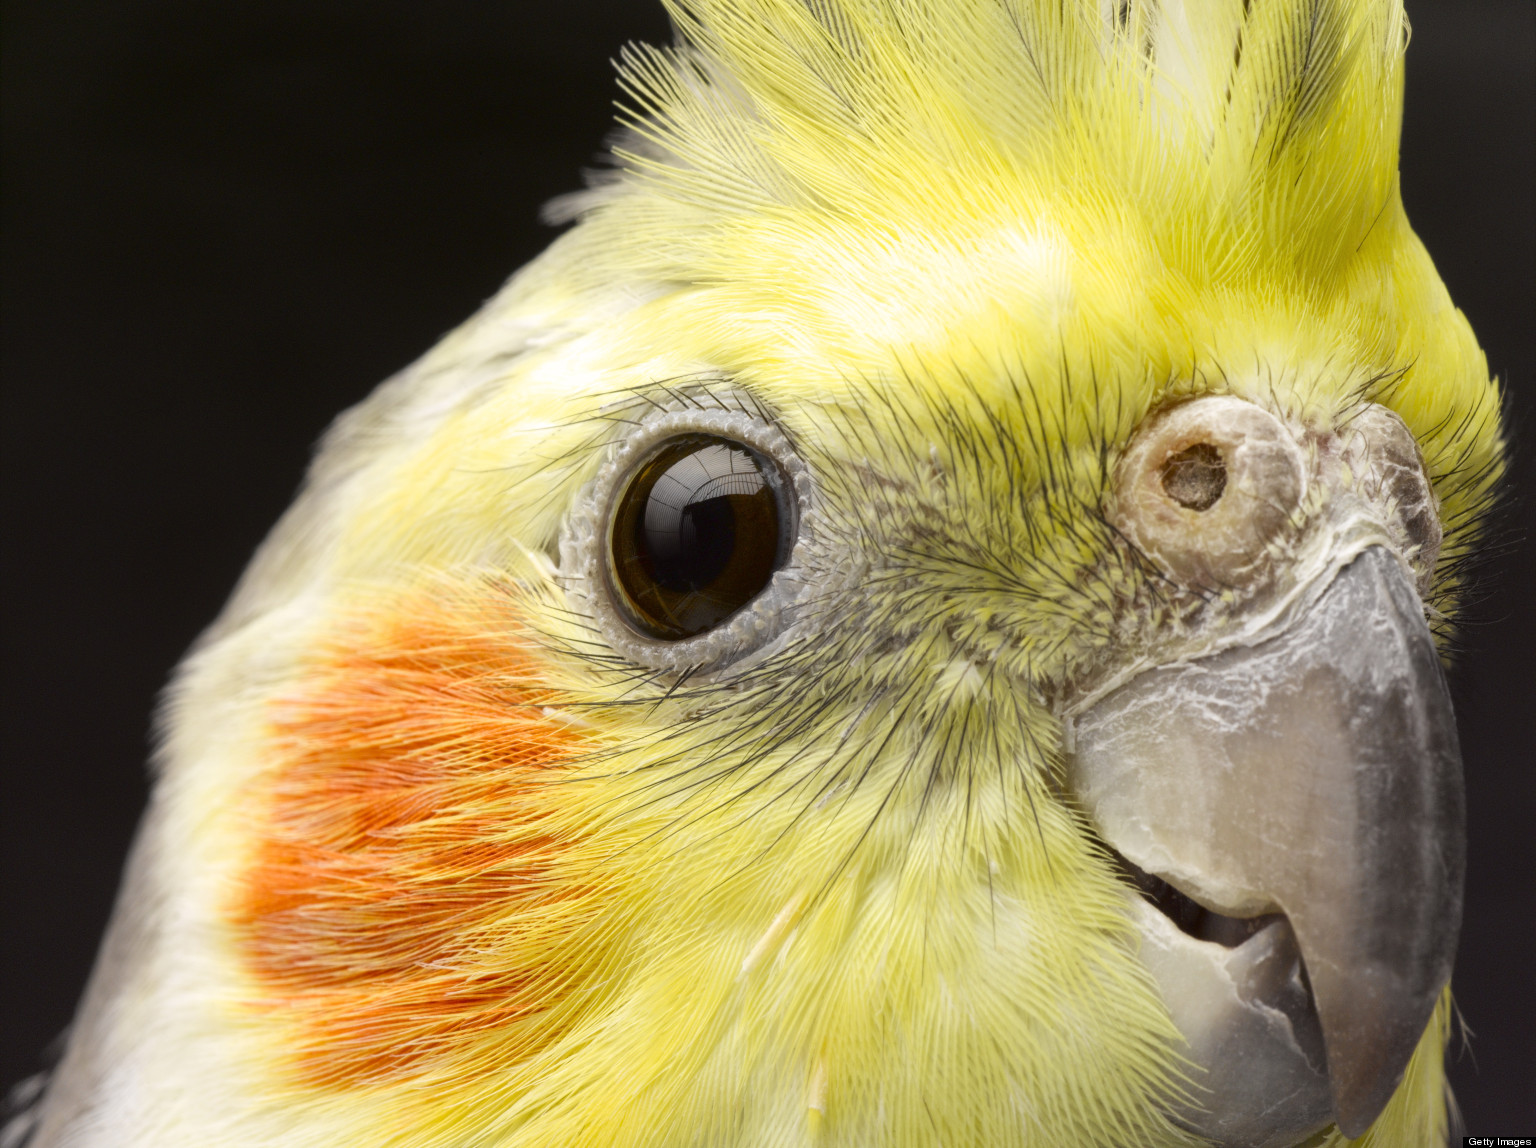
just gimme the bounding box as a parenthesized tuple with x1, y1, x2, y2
(1069, 546, 1464, 1139)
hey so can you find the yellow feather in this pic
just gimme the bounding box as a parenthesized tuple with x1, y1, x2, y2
(32, 2, 1499, 1146)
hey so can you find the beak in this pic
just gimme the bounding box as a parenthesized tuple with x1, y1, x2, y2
(1068, 546, 1464, 1139)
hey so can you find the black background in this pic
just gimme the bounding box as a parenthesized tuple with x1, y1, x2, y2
(4, 0, 1533, 1130)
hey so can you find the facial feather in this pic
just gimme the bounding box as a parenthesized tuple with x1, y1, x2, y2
(230, 585, 608, 1092)
(30, 1, 1502, 1145)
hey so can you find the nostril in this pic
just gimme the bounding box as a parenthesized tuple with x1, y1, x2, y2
(1160, 442, 1226, 510)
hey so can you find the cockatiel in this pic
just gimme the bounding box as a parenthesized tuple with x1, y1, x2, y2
(21, 0, 1503, 1144)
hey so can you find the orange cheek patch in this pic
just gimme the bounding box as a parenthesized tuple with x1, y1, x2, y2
(229, 588, 610, 1091)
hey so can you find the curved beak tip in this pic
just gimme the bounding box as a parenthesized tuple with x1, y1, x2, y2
(1070, 546, 1465, 1140)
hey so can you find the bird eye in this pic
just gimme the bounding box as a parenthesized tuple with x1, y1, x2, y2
(1113, 396, 1305, 587)
(607, 435, 793, 640)
(564, 399, 810, 671)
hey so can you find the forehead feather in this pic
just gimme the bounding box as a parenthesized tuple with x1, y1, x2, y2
(584, 0, 1410, 299)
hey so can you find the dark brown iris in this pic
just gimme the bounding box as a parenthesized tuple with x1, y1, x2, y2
(609, 435, 789, 640)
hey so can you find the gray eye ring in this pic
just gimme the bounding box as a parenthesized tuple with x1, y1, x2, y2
(560, 400, 815, 672)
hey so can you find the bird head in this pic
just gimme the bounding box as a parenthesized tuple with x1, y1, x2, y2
(35, 1, 1502, 1146)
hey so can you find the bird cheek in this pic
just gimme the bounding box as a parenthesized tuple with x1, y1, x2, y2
(226, 588, 606, 1093)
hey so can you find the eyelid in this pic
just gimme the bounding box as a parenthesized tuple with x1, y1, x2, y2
(560, 395, 816, 673)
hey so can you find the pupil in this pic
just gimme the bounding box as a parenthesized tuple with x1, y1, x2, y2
(640, 450, 754, 590)
(610, 435, 787, 640)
